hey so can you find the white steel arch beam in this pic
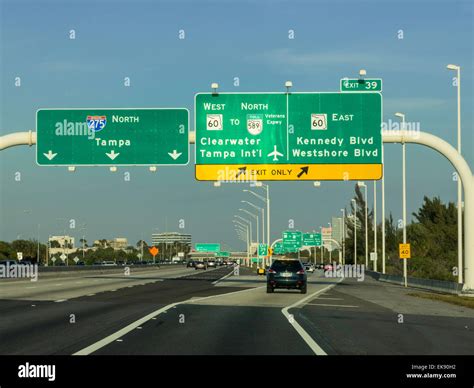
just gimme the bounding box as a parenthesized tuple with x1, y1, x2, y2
(383, 130, 473, 292)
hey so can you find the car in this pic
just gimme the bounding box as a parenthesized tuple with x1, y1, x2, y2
(76, 261, 86, 266)
(186, 260, 195, 268)
(266, 258, 307, 294)
(207, 260, 216, 268)
(102, 261, 117, 266)
(194, 261, 207, 270)
(304, 263, 315, 273)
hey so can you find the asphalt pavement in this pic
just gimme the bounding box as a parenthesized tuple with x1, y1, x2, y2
(0, 266, 472, 355)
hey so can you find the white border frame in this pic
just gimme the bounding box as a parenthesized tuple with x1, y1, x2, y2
(339, 78, 383, 93)
(194, 91, 383, 167)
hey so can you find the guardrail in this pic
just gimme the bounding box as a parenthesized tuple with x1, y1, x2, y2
(365, 270, 464, 295)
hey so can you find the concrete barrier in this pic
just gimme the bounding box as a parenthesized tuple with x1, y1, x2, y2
(365, 270, 464, 295)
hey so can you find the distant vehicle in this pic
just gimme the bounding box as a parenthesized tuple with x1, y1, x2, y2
(18, 260, 33, 266)
(93, 261, 103, 266)
(207, 260, 216, 268)
(186, 261, 195, 268)
(102, 261, 117, 266)
(194, 261, 207, 270)
(266, 258, 307, 294)
(76, 261, 85, 266)
(304, 264, 315, 273)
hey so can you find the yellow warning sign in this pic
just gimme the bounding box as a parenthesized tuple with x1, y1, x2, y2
(195, 164, 383, 181)
(399, 243, 411, 259)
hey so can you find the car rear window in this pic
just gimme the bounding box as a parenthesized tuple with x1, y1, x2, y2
(271, 260, 303, 272)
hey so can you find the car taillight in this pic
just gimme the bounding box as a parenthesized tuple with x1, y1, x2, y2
(268, 269, 276, 274)
(296, 269, 305, 275)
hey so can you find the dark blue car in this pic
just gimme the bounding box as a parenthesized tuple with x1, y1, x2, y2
(266, 258, 307, 294)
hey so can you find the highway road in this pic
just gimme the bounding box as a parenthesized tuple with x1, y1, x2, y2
(0, 266, 473, 355)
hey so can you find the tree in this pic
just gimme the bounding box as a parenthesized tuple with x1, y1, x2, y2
(344, 184, 373, 264)
(50, 240, 61, 248)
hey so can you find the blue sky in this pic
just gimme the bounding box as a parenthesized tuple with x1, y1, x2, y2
(1, 0, 472, 250)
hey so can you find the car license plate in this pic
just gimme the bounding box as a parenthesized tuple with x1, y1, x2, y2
(282, 272, 292, 277)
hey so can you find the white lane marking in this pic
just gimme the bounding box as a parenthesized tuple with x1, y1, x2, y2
(281, 280, 342, 356)
(305, 303, 358, 308)
(73, 284, 265, 356)
(87, 294, 95, 296)
(55, 299, 67, 303)
(54, 284, 63, 286)
(211, 268, 236, 285)
(116, 339, 123, 342)
(26, 286, 37, 289)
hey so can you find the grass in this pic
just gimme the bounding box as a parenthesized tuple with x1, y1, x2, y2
(407, 292, 474, 309)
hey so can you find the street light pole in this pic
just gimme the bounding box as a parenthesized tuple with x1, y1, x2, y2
(395, 113, 408, 287)
(243, 184, 271, 265)
(351, 199, 357, 266)
(447, 64, 463, 284)
(357, 182, 368, 267)
(382, 144, 386, 274)
(340, 209, 345, 265)
(373, 181, 377, 272)
(241, 200, 264, 246)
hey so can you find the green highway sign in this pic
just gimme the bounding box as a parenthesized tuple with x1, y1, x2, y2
(340, 78, 382, 92)
(273, 242, 284, 254)
(215, 251, 230, 258)
(36, 108, 189, 166)
(251, 257, 262, 263)
(282, 230, 303, 250)
(195, 243, 221, 252)
(258, 243, 268, 257)
(195, 92, 382, 181)
(303, 233, 322, 247)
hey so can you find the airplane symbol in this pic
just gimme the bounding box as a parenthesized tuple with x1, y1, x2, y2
(267, 145, 284, 161)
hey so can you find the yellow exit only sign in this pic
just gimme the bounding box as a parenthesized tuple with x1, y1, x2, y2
(399, 243, 411, 259)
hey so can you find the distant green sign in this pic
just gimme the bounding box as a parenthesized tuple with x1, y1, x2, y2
(340, 78, 382, 92)
(273, 242, 284, 254)
(36, 108, 189, 166)
(282, 231, 302, 248)
(258, 244, 268, 257)
(303, 233, 322, 247)
(215, 251, 230, 258)
(251, 257, 262, 263)
(195, 243, 221, 252)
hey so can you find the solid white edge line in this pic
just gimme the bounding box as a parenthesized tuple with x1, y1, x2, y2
(73, 281, 264, 355)
(281, 279, 343, 356)
(211, 266, 236, 285)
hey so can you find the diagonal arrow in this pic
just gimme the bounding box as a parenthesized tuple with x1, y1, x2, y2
(236, 166, 247, 178)
(43, 150, 57, 160)
(106, 150, 120, 160)
(168, 150, 182, 160)
(297, 166, 309, 178)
